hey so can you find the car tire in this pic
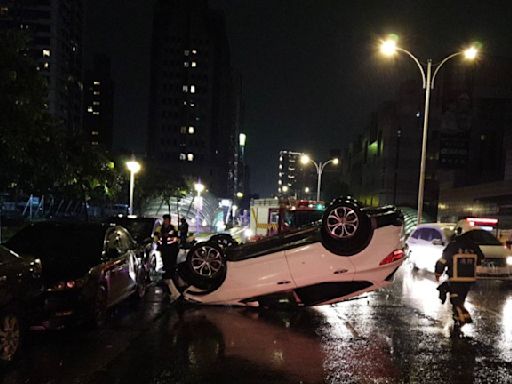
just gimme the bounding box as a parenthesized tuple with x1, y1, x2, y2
(181, 242, 227, 291)
(320, 197, 373, 256)
(0, 307, 22, 366)
(210, 234, 238, 249)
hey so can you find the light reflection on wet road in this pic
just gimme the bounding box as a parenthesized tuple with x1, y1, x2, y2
(2, 264, 512, 383)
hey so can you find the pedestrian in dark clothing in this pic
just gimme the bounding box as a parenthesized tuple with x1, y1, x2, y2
(154, 214, 181, 302)
(435, 230, 484, 327)
(178, 218, 189, 245)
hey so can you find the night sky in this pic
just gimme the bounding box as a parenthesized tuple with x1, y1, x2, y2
(85, 0, 512, 197)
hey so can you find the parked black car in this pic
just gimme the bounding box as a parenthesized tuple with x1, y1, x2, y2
(0, 245, 43, 365)
(6, 222, 147, 329)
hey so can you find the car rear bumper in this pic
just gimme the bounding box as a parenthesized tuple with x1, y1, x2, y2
(33, 291, 91, 329)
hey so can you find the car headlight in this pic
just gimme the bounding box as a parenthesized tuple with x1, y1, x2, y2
(506, 257, 512, 266)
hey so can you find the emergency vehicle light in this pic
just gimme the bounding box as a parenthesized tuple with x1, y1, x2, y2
(465, 218, 498, 227)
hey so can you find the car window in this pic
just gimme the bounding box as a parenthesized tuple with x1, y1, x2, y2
(0, 246, 19, 264)
(410, 230, 420, 239)
(465, 230, 502, 246)
(417, 229, 431, 241)
(430, 229, 442, 241)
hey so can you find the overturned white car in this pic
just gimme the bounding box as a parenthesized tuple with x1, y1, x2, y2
(177, 197, 404, 306)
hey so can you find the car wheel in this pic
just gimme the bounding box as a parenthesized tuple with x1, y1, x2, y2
(0, 309, 22, 365)
(210, 234, 238, 249)
(320, 197, 373, 256)
(181, 242, 227, 290)
(92, 285, 108, 328)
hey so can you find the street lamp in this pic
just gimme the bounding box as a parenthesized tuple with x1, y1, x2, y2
(300, 154, 339, 201)
(126, 159, 141, 216)
(194, 181, 205, 233)
(379, 36, 478, 224)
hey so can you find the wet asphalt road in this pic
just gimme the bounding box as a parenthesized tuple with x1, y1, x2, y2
(2, 264, 512, 384)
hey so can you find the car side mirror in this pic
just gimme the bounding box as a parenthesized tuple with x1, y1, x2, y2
(432, 239, 444, 246)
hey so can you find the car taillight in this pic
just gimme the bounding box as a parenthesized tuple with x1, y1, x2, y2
(47, 279, 85, 292)
(379, 249, 404, 266)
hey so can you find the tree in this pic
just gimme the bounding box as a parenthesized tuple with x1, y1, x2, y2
(58, 132, 123, 218)
(0, 30, 122, 217)
(0, 30, 66, 194)
(134, 165, 187, 216)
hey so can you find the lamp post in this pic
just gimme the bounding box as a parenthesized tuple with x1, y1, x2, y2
(232, 204, 238, 226)
(379, 37, 478, 225)
(194, 181, 205, 233)
(126, 159, 141, 216)
(300, 154, 339, 202)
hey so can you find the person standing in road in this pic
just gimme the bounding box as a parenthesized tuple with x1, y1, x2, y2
(435, 229, 484, 328)
(178, 217, 189, 246)
(154, 214, 181, 303)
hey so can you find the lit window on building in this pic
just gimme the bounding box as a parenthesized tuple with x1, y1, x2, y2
(182, 85, 188, 93)
(192, 49, 197, 54)
(184, 61, 189, 67)
(93, 101, 100, 106)
(93, 111, 100, 115)
(93, 81, 100, 86)
(180, 126, 187, 134)
(93, 91, 100, 95)
(190, 85, 195, 93)
(184, 50, 190, 56)
(187, 153, 194, 162)
(42, 49, 50, 57)
(91, 131, 99, 135)
(43, 62, 49, 69)
(0, 6, 8, 15)
(92, 141, 99, 145)
(190, 102, 195, 107)
(188, 126, 195, 134)
(278, 180, 282, 185)
(87, 106, 93, 113)
(179, 153, 186, 161)
(191, 61, 197, 67)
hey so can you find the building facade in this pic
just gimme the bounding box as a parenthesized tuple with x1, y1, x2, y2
(0, 0, 84, 131)
(83, 54, 114, 150)
(148, 0, 237, 197)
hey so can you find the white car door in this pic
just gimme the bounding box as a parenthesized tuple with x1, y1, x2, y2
(285, 242, 355, 288)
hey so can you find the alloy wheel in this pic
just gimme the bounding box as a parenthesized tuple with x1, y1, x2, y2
(326, 206, 360, 239)
(191, 246, 223, 277)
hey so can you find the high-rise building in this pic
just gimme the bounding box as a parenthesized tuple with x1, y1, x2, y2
(148, 0, 236, 197)
(0, 0, 84, 131)
(83, 54, 114, 150)
(278, 150, 315, 198)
